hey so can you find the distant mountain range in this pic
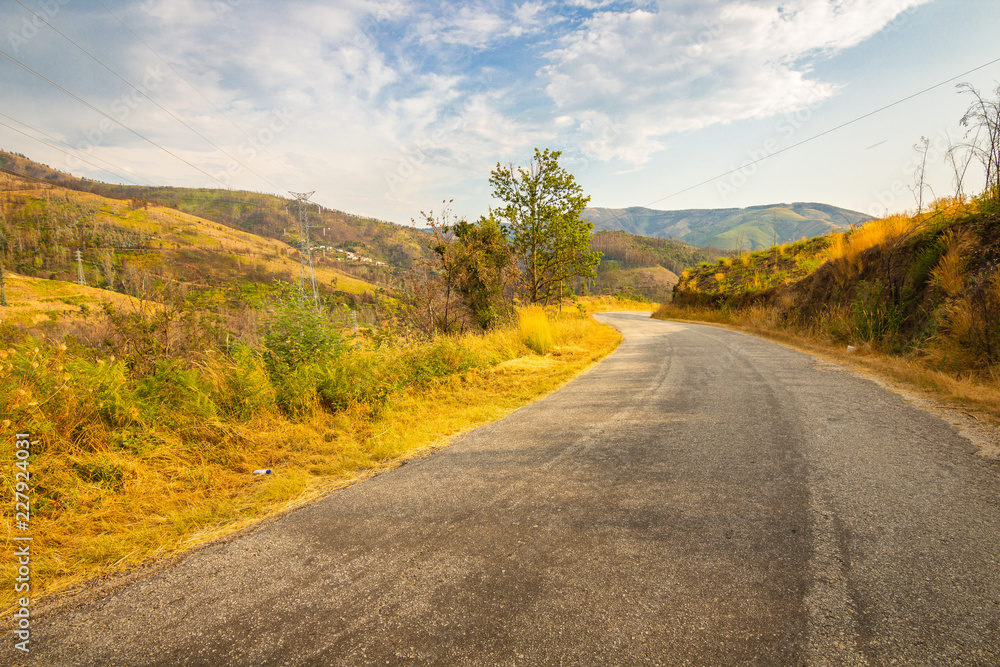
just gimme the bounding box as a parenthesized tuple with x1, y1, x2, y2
(582, 203, 873, 251)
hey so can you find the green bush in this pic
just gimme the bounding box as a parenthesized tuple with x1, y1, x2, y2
(212, 344, 276, 420)
(271, 363, 322, 419)
(262, 299, 345, 375)
(136, 358, 217, 424)
(316, 355, 392, 416)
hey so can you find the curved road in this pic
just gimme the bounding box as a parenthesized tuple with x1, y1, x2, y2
(8, 312, 1000, 665)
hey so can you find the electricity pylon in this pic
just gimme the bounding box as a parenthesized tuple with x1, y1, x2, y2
(75, 249, 87, 286)
(289, 190, 319, 309)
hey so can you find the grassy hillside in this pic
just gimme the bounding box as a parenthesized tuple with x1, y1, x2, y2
(0, 169, 381, 324)
(657, 196, 1000, 416)
(0, 150, 429, 273)
(584, 202, 871, 251)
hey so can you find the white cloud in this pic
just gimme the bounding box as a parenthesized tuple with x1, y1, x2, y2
(411, 1, 557, 49)
(415, 5, 509, 48)
(540, 0, 931, 163)
(1, 0, 951, 223)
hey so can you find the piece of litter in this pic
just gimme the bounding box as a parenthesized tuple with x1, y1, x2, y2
(846, 345, 857, 353)
(252, 469, 272, 475)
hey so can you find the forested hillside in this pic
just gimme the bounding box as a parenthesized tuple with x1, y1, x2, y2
(587, 230, 728, 301)
(0, 151, 428, 274)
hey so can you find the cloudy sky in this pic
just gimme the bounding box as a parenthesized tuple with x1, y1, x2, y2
(1, 0, 998, 224)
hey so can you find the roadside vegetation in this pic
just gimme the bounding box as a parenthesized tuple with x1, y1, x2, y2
(656, 84, 1000, 419)
(0, 296, 627, 610)
(0, 148, 653, 611)
(659, 199, 1000, 416)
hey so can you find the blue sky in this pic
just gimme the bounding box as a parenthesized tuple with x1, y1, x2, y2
(1, 0, 998, 224)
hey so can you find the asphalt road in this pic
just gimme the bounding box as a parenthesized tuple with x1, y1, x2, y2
(7, 312, 1000, 666)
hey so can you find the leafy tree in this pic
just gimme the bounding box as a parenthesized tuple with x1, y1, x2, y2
(489, 148, 600, 304)
(452, 213, 514, 329)
(262, 289, 345, 375)
(415, 205, 515, 333)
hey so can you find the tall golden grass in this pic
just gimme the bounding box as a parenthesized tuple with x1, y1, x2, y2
(519, 306, 554, 354)
(826, 214, 920, 265)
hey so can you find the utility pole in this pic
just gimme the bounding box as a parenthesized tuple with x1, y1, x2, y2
(75, 249, 87, 286)
(289, 190, 319, 308)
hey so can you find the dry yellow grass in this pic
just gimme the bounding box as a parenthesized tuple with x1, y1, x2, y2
(2, 183, 377, 296)
(930, 228, 973, 297)
(0, 274, 146, 327)
(826, 214, 921, 265)
(0, 312, 621, 612)
(519, 306, 554, 354)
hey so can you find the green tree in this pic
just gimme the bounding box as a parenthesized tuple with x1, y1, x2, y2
(416, 205, 514, 333)
(453, 213, 514, 329)
(489, 148, 600, 304)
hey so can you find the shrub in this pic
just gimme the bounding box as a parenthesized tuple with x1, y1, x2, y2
(209, 344, 276, 420)
(850, 281, 903, 347)
(315, 354, 392, 416)
(262, 299, 345, 375)
(136, 358, 218, 424)
(930, 228, 972, 297)
(937, 273, 1000, 368)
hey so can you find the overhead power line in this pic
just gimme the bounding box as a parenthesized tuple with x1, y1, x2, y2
(0, 47, 223, 185)
(634, 55, 1000, 213)
(94, 0, 289, 170)
(0, 111, 154, 186)
(11, 0, 285, 193)
(0, 119, 143, 186)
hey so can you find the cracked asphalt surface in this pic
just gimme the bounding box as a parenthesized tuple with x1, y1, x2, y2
(6, 312, 1000, 665)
